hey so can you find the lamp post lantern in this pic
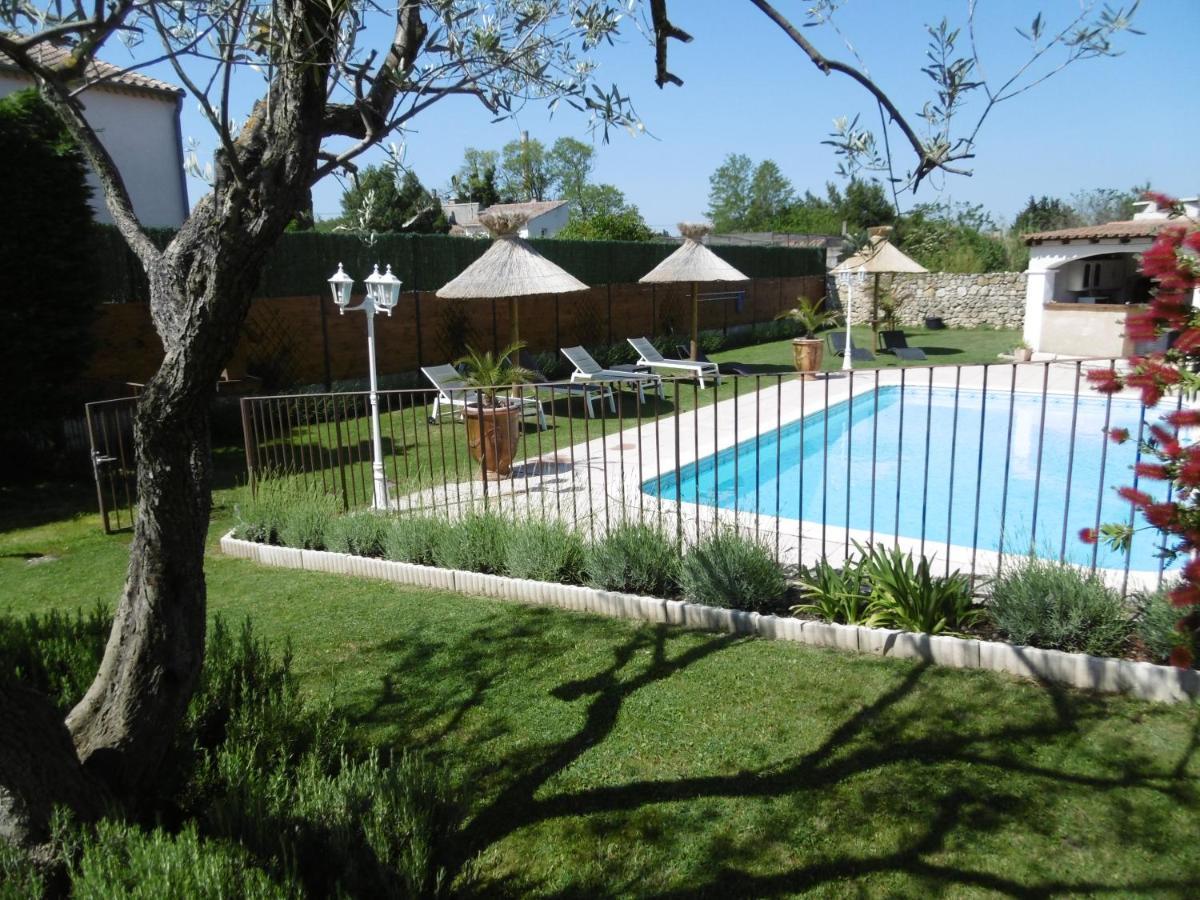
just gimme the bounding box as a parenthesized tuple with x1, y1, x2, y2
(327, 262, 402, 510)
(836, 266, 867, 372)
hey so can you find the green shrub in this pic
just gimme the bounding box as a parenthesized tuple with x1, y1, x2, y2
(70, 820, 295, 899)
(277, 485, 339, 550)
(433, 511, 509, 573)
(1134, 590, 1196, 665)
(794, 557, 874, 625)
(679, 529, 787, 612)
(0, 840, 45, 900)
(504, 520, 585, 583)
(326, 511, 390, 557)
(384, 515, 448, 566)
(0, 603, 109, 712)
(233, 480, 292, 544)
(860, 544, 981, 635)
(584, 521, 681, 596)
(989, 556, 1132, 656)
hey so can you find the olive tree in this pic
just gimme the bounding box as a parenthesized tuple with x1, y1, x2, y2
(0, 0, 640, 845)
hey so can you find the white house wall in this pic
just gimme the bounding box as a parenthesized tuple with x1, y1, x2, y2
(1023, 238, 1153, 351)
(520, 204, 570, 239)
(0, 73, 187, 227)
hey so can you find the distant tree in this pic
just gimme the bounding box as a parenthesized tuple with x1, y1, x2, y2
(572, 183, 628, 220)
(835, 179, 896, 231)
(706, 153, 754, 231)
(499, 136, 552, 201)
(450, 148, 501, 207)
(547, 136, 595, 209)
(775, 189, 842, 234)
(896, 201, 1008, 273)
(557, 206, 654, 241)
(1070, 185, 1145, 225)
(0, 89, 95, 461)
(746, 160, 795, 230)
(339, 165, 447, 234)
(1013, 195, 1078, 233)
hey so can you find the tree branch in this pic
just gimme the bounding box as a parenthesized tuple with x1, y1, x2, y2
(648, 0, 692, 88)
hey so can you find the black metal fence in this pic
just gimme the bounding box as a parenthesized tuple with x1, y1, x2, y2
(85, 396, 138, 533)
(238, 359, 1180, 596)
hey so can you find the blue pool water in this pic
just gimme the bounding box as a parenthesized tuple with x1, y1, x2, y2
(644, 386, 1173, 572)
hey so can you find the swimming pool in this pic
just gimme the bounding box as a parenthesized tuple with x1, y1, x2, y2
(643, 385, 1172, 572)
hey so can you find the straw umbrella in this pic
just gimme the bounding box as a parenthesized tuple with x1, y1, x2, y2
(639, 223, 749, 359)
(831, 226, 928, 356)
(436, 209, 587, 355)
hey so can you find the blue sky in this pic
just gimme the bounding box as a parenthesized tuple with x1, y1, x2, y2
(162, 0, 1198, 232)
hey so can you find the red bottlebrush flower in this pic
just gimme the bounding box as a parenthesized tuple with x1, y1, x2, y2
(1117, 486, 1153, 507)
(1182, 557, 1200, 582)
(1144, 503, 1175, 528)
(1134, 462, 1171, 481)
(1169, 583, 1200, 608)
(1182, 229, 1200, 256)
(1123, 311, 1159, 341)
(1079, 527, 1098, 545)
(1143, 191, 1179, 211)
(1169, 645, 1194, 669)
(1166, 409, 1200, 428)
(1147, 424, 1181, 457)
(1087, 368, 1123, 395)
(1180, 455, 1200, 489)
(1108, 427, 1131, 444)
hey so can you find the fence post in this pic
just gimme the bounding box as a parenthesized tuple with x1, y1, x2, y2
(240, 397, 258, 497)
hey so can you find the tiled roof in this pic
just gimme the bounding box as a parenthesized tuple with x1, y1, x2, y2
(1023, 218, 1197, 245)
(0, 42, 182, 97)
(483, 200, 568, 219)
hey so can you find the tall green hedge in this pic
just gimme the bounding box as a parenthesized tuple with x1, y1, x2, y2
(0, 89, 97, 455)
(89, 226, 824, 302)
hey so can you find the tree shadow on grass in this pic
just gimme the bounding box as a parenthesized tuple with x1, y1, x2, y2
(348, 611, 1200, 898)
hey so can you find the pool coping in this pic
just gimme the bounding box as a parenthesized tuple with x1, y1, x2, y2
(220, 531, 1199, 705)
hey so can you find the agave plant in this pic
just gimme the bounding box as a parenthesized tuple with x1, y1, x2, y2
(777, 296, 841, 339)
(454, 341, 538, 407)
(857, 543, 982, 636)
(792, 556, 878, 625)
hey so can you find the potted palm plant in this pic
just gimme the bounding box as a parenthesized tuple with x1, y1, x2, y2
(455, 342, 537, 478)
(778, 297, 841, 377)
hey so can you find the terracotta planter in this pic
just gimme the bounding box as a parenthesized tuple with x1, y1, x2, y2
(463, 404, 522, 477)
(791, 338, 824, 377)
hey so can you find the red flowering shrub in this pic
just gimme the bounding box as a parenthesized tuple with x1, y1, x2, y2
(1086, 194, 1200, 666)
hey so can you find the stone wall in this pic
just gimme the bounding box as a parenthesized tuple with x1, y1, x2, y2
(831, 271, 1026, 329)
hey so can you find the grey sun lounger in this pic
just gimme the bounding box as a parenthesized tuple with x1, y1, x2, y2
(628, 337, 720, 388)
(516, 350, 616, 419)
(421, 364, 547, 429)
(561, 346, 665, 404)
(678, 345, 753, 377)
(878, 330, 927, 361)
(828, 331, 875, 362)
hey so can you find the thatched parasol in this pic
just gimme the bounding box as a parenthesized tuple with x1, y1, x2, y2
(436, 210, 587, 352)
(832, 227, 928, 345)
(639, 223, 749, 359)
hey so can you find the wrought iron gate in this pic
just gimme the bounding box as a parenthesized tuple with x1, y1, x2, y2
(85, 397, 137, 533)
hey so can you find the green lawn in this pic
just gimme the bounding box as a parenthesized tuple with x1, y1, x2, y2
(2, 482, 1197, 897)
(714, 326, 1021, 372)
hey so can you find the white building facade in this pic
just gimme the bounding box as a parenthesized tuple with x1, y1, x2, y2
(1022, 199, 1199, 357)
(0, 46, 188, 227)
(446, 199, 569, 239)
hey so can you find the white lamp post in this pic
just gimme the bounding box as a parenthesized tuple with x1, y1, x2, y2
(837, 266, 867, 372)
(327, 262, 403, 510)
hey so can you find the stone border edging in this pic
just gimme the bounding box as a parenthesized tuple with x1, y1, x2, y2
(220, 532, 1200, 704)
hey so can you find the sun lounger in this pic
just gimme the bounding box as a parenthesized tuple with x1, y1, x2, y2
(628, 337, 720, 388)
(878, 330, 927, 361)
(516, 350, 616, 418)
(827, 332, 875, 362)
(561, 346, 665, 404)
(421, 364, 547, 429)
(678, 345, 752, 377)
